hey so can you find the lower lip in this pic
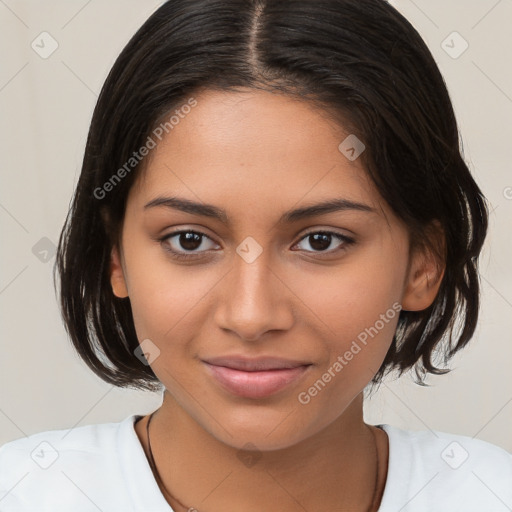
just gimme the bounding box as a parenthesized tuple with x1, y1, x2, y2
(203, 363, 310, 399)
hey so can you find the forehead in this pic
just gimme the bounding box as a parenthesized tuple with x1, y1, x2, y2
(128, 89, 385, 220)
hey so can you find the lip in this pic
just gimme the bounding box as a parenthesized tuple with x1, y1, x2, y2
(202, 356, 312, 399)
(202, 356, 311, 371)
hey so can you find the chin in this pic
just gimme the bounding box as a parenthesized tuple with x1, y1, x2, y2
(200, 406, 317, 452)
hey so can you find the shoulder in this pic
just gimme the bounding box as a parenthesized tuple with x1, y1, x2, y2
(379, 424, 512, 512)
(0, 415, 141, 511)
(384, 423, 512, 474)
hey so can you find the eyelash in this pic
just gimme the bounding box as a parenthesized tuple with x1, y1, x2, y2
(159, 229, 355, 261)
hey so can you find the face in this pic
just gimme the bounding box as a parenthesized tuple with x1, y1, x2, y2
(110, 88, 440, 450)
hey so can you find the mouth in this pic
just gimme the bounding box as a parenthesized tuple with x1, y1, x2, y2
(201, 356, 312, 399)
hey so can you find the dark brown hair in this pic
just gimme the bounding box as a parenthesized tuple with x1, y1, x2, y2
(54, 0, 488, 392)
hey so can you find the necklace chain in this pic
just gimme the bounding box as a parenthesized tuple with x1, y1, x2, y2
(146, 410, 191, 511)
(145, 410, 380, 512)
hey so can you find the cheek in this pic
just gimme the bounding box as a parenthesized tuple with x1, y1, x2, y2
(293, 267, 402, 428)
(289, 246, 405, 392)
(293, 249, 405, 339)
(122, 241, 217, 344)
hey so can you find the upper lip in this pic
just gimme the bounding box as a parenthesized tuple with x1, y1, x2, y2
(202, 356, 311, 372)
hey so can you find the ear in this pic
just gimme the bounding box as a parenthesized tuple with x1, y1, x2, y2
(401, 223, 445, 312)
(110, 245, 129, 298)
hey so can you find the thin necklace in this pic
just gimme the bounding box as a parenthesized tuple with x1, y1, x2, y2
(146, 410, 191, 511)
(145, 411, 381, 512)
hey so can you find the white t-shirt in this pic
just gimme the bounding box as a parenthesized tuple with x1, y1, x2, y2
(0, 414, 511, 511)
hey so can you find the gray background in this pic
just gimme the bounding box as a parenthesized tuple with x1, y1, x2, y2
(1, 0, 511, 450)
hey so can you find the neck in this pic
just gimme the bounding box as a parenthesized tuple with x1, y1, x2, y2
(137, 391, 387, 512)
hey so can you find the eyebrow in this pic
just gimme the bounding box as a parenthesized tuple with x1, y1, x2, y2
(144, 196, 376, 225)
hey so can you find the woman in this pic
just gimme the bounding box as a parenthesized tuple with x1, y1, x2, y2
(1, 1, 510, 511)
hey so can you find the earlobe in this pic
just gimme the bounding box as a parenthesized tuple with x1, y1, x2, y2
(110, 245, 129, 298)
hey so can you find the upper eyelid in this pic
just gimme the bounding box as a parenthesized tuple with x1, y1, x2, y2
(163, 229, 219, 245)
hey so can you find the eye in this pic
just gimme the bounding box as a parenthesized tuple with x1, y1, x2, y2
(159, 228, 355, 261)
(160, 230, 219, 260)
(292, 230, 355, 255)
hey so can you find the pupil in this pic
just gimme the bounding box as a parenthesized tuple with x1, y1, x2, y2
(180, 232, 201, 251)
(310, 233, 331, 251)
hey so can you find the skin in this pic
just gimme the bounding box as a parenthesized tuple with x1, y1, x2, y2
(110, 88, 444, 512)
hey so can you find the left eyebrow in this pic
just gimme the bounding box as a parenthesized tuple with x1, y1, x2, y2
(143, 196, 376, 226)
(280, 198, 376, 223)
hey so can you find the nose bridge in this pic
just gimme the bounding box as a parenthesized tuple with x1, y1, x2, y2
(214, 244, 292, 340)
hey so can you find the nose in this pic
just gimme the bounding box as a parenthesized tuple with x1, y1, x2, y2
(213, 248, 294, 342)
